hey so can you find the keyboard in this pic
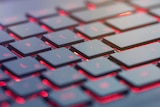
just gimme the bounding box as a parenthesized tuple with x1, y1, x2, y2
(1, 0, 160, 107)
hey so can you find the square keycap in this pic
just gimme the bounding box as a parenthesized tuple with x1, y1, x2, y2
(8, 22, 47, 39)
(77, 57, 121, 77)
(42, 29, 84, 47)
(41, 16, 78, 30)
(2, 57, 46, 77)
(71, 40, 113, 59)
(42, 66, 86, 87)
(8, 37, 51, 56)
(75, 22, 114, 39)
(37, 48, 81, 67)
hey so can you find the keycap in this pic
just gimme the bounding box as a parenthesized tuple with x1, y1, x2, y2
(75, 22, 114, 39)
(92, 87, 160, 107)
(42, 66, 86, 87)
(2, 57, 46, 77)
(0, 88, 10, 103)
(7, 77, 49, 97)
(58, 1, 86, 12)
(0, 31, 15, 45)
(77, 57, 121, 77)
(48, 87, 91, 107)
(71, 40, 114, 59)
(83, 77, 128, 97)
(0, 14, 28, 27)
(87, 0, 113, 6)
(0, 69, 9, 81)
(130, 0, 160, 9)
(105, 13, 157, 31)
(11, 98, 50, 107)
(149, 7, 160, 17)
(37, 48, 81, 67)
(103, 24, 160, 50)
(40, 16, 78, 30)
(42, 29, 84, 47)
(8, 37, 51, 57)
(110, 43, 160, 67)
(118, 65, 160, 87)
(27, 8, 57, 19)
(0, 46, 17, 63)
(72, 2, 135, 23)
(8, 23, 47, 39)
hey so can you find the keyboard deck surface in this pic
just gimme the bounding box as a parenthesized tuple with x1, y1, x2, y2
(1, 0, 160, 107)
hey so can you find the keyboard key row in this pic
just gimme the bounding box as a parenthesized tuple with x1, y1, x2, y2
(72, 2, 135, 23)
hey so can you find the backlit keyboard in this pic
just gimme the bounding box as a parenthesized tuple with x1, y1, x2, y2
(1, 0, 160, 107)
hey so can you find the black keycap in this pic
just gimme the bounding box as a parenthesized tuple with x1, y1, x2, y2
(27, 8, 57, 19)
(0, 69, 9, 81)
(48, 87, 91, 107)
(11, 98, 50, 107)
(42, 66, 86, 87)
(103, 24, 160, 50)
(149, 7, 160, 17)
(42, 29, 84, 47)
(130, 0, 160, 9)
(110, 43, 160, 67)
(75, 22, 114, 39)
(0, 88, 10, 103)
(83, 77, 128, 97)
(118, 65, 160, 87)
(77, 57, 121, 77)
(106, 13, 157, 31)
(8, 37, 51, 57)
(2, 57, 46, 77)
(0, 46, 17, 63)
(8, 23, 47, 39)
(37, 48, 81, 67)
(71, 40, 113, 59)
(7, 77, 49, 97)
(0, 15, 28, 27)
(0, 31, 15, 45)
(72, 2, 135, 23)
(58, 1, 86, 12)
(87, 0, 113, 6)
(40, 16, 78, 30)
(93, 87, 160, 107)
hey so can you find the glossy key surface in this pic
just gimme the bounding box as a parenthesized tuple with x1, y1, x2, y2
(42, 66, 86, 87)
(77, 57, 121, 77)
(27, 8, 57, 19)
(71, 40, 113, 59)
(37, 48, 81, 67)
(103, 24, 160, 50)
(118, 65, 160, 87)
(41, 16, 78, 30)
(110, 43, 160, 67)
(8, 22, 47, 39)
(42, 29, 84, 47)
(2, 57, 46, 77)
(106, 13, 157, 31)
(72, 2, 135, 22)
(7, 77, 49, 97)
(0, 14, 28, 27)
(8, 37, 51, 56)
(130, 0, 160, 9)
(0, 46, 17, 63)
(0, 31, 14, 45)
(48, 87, 91, 107)
(75, 22, 114, 39)
(83, 77, 128, 97)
